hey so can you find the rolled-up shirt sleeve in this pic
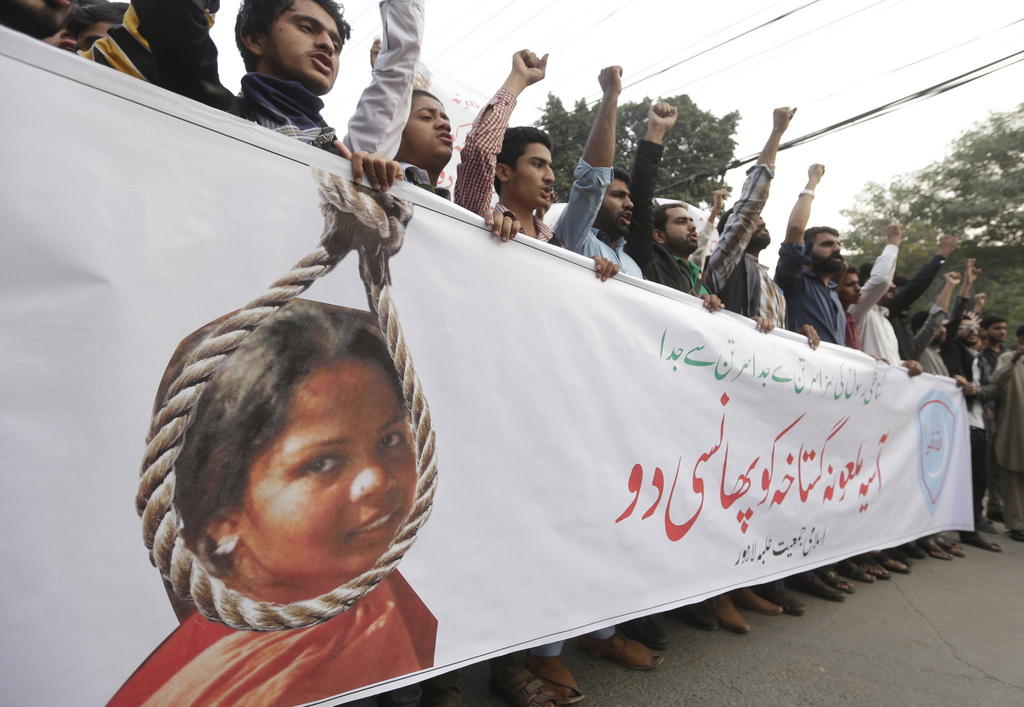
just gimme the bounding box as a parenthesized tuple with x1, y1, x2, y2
(556, 158, 612, 253)
(453, 88, 517, 217)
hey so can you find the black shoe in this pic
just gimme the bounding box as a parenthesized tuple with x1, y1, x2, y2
(960, 530, 1002, 552)
(672, 601, 719, 631)
(1008, 530, 1024, 542)
(975, 518, 998, 534)
(620, 615, 669, 650)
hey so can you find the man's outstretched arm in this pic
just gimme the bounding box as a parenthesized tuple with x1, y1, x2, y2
(888, 234, 958, 315)
(705, 107, 794, 291)
(557, 66, 621, 254)
(624, 101, 677, 269)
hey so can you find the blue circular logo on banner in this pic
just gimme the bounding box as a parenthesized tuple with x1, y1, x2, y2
(916, 389, 957, 513)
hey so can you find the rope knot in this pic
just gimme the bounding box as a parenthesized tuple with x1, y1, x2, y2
(315, 169, 413, 290)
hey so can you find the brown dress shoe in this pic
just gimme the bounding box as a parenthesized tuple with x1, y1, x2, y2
(756, 586, 806, 616)
(579, 632, 663, 670)
(731, 587, 783, 615)
(708, 593, 751, 633)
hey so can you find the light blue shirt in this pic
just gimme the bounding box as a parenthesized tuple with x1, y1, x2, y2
(556, 159, 642, 277)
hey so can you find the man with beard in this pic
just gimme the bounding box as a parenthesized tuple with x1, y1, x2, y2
(774, 165, 846, 345)
(1, 0, 73, 38)
(697, 109, 793, 325)
(608, 101, 722, 310)
(638, 107, 792, 314)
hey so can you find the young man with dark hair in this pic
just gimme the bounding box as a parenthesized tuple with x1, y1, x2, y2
(129, 0, 350, 139)
(454, 51, 623, 282)
(1, 0, 73, 38)
(835, 263, 863, 350)
(454, 50, 556, 242)
(84, 0, 421, 187)
(393, 88, 454, 195)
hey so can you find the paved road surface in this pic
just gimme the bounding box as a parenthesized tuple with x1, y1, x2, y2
(354, 530, 1023, 706)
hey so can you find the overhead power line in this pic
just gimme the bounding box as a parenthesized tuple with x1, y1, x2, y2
(805, 15, 1024, 106)
(445, 0, 570, 73)
(585, 0, 824, 106)
(621, 0, 792, 85)
(654, 48, 1024, 195)
(431, 0, 519, 63)
(659, 0, 897, 99)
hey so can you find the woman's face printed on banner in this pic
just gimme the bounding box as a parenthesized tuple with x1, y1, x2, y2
(209, 359, 417, 602)
(167, 300, 418, 606)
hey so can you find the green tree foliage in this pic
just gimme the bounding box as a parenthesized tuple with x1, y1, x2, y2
(841, 103, 1024, 323)
(535, 93, 739, 206)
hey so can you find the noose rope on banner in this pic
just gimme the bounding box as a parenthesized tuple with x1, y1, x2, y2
(135, 170, 438, 630)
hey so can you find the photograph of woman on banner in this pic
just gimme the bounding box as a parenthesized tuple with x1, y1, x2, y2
(110, 299, 436, 707)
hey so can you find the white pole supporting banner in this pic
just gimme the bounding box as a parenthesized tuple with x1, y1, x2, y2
(0, 29, 972, 706)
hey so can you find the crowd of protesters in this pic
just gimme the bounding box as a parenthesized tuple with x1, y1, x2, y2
(3, 0, 1023, 705)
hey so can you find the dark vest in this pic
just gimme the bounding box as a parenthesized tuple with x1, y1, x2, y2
(714, 255, 761, 318)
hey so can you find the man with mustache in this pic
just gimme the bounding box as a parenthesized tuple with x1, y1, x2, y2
(603, 99, 724, 312)
(774, 165, 847, 345)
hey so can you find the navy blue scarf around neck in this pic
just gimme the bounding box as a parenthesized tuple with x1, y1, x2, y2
(240, 73, 326, 130)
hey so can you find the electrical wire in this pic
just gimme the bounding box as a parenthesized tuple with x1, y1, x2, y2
(654, 48, 1024, 194)
(620, 0, 792, 85)
(430, 0, 520, 63)
(584, 0, 824, 106)
(805, 15, 1024, 106)
(658, 0, 898, 99)
(588, 0, 643, 31)
(444, 0, 571, 73)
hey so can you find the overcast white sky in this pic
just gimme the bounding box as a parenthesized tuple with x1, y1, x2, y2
(212, 0, 1023, 269)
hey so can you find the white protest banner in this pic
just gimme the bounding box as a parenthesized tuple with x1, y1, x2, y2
(0, 30, 972, 706)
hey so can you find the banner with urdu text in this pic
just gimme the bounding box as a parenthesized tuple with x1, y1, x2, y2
(0, 30, 973, 706)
